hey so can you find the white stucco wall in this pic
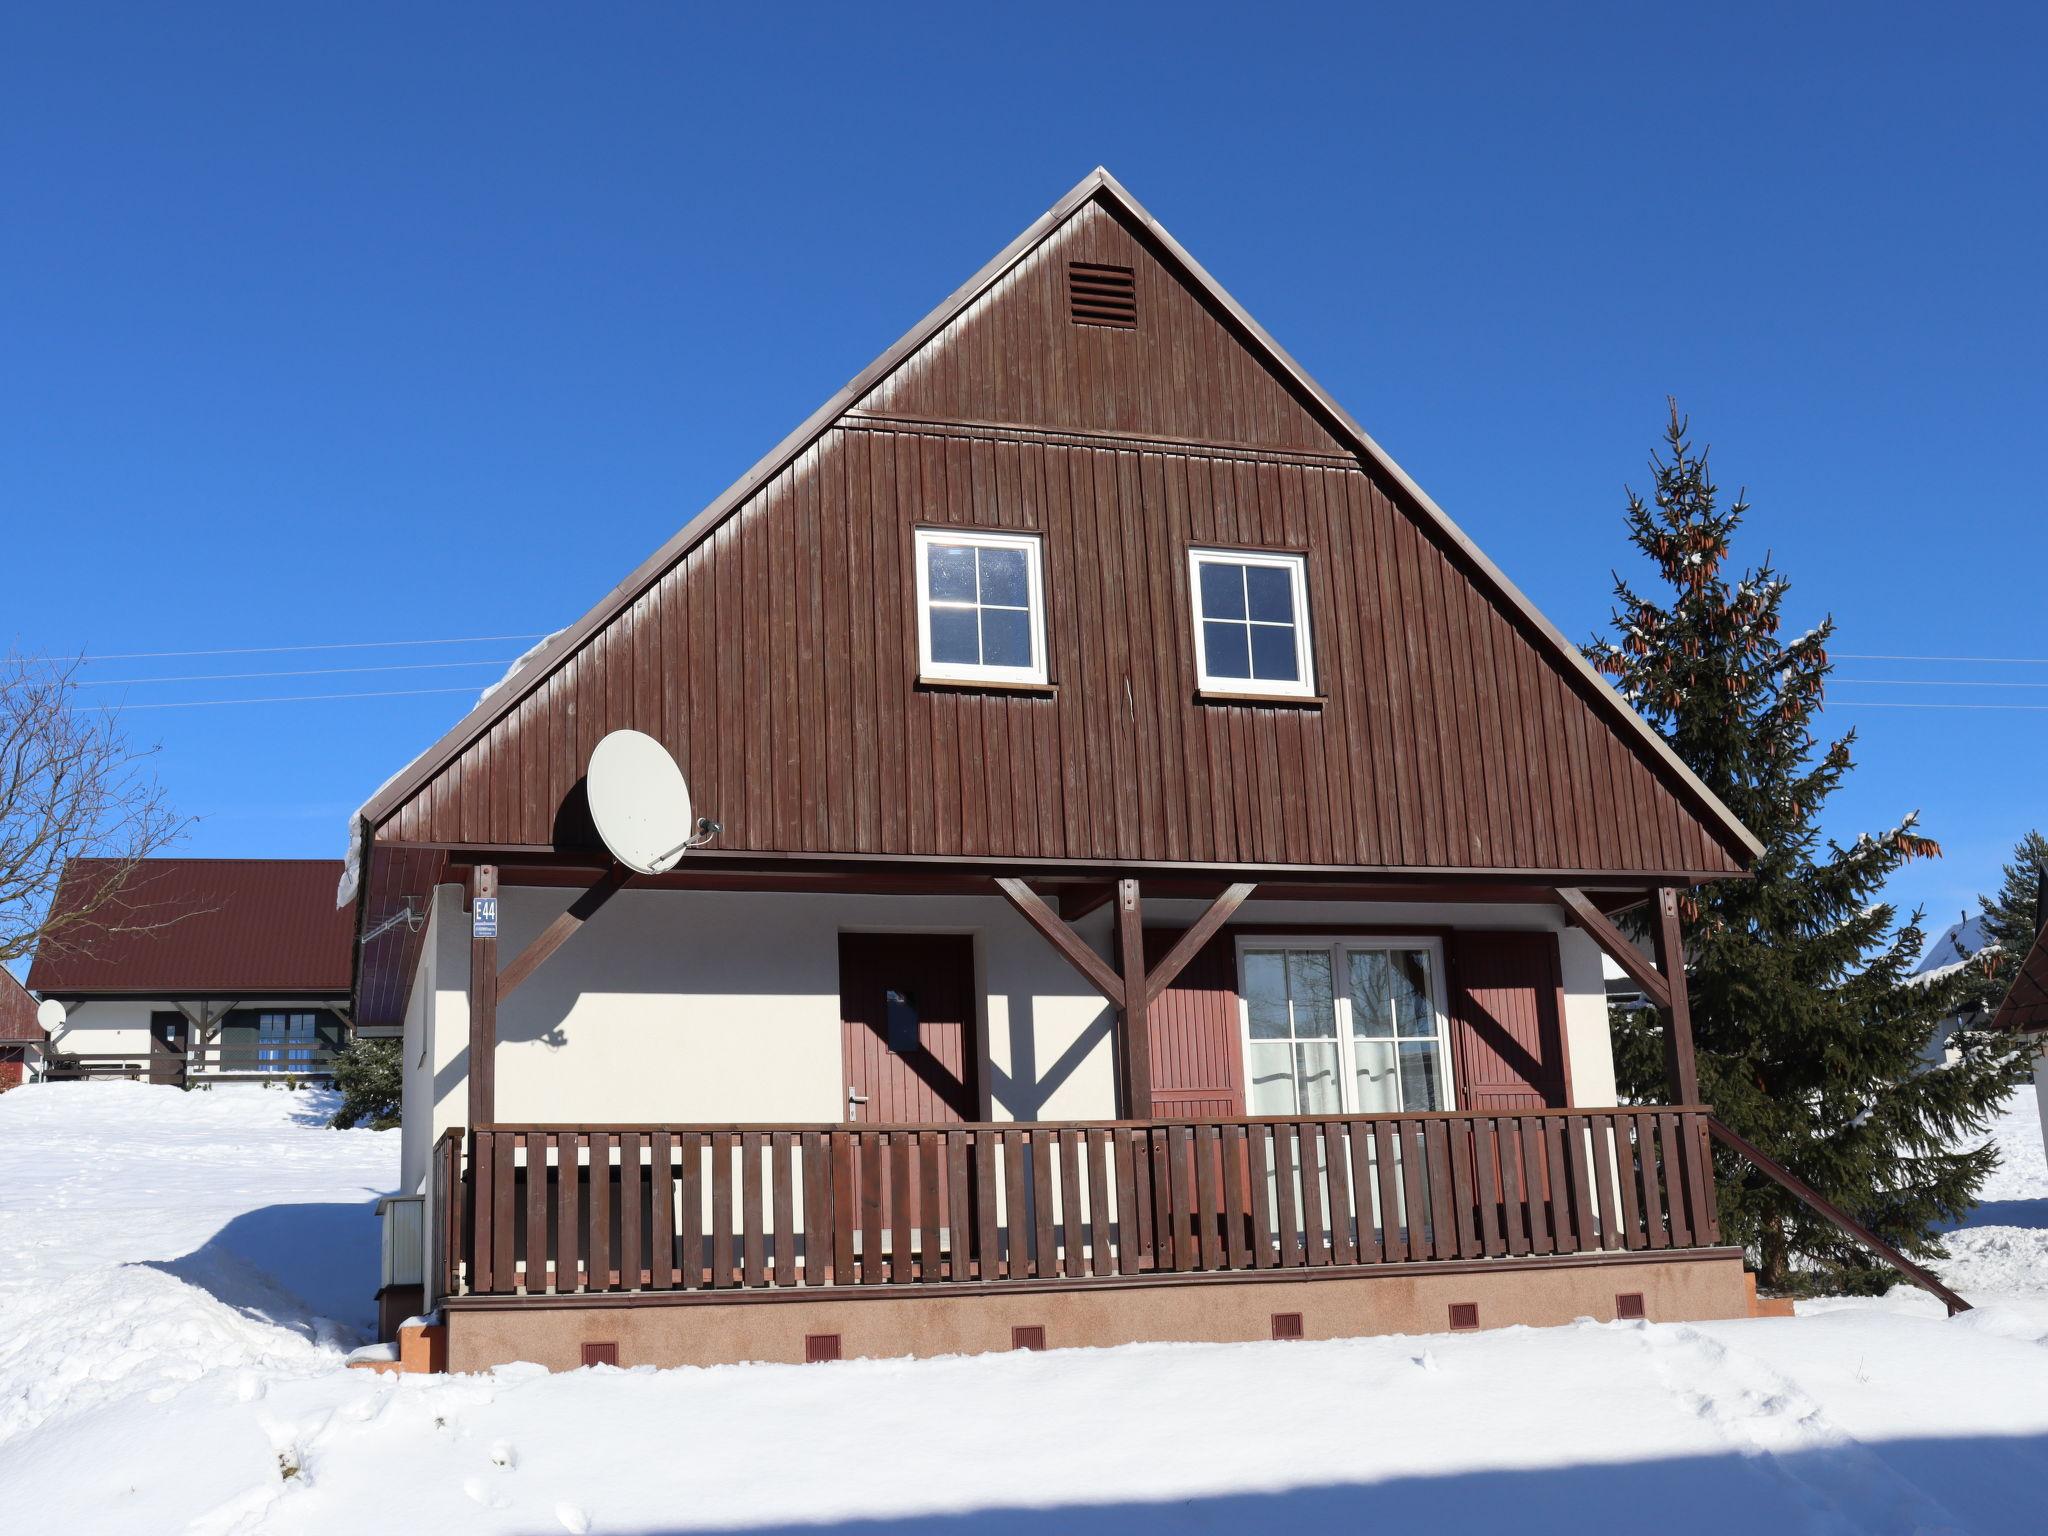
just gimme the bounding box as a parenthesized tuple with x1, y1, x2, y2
(400, 887, 1625, 1176)
(42, 1000, 158, 1058)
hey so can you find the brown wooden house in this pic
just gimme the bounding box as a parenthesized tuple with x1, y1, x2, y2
(348, 168, 1771, 1371)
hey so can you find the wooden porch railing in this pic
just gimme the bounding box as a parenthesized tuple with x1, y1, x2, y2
(43, 1047, 342, 1080)
(444, 1108, 1721, 1299)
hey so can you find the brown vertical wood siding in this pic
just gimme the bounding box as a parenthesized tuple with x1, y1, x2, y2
(385, 416, 1740, 877)
(1143, 929, 1246, 1118)
(1447, 931, 1571, 1111)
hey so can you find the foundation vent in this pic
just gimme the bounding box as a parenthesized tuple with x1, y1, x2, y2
(805, 1333, 843, 1363)
(1616, 1292, 1647, 1320)
(1448, 1303, 1480, 1331)
(1068, 262, 1137, 329)
(580, 1341, 619, 1367)
(1270, 1312, 1304, 1340)
(1011, 1325, 1046, 1351)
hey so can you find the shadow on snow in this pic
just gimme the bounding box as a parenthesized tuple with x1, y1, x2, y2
(137, 1195, 385, 1343)
(630, 1432, 2048, 1536)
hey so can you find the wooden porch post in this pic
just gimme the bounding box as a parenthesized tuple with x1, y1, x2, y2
(1116, 878, 1153, 1118)
(468, 864, 499, 1129)
(1651, 886, 1699, 1105)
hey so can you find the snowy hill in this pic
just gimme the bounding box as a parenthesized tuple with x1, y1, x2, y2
(0, 1082, 2043, 1534)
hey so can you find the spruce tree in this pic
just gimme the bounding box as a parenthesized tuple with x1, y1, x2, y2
(1586, 403, 2033, 1293)
(1960, 830, 2046, 978)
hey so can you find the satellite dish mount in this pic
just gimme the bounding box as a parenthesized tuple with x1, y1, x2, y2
(586, 730, 716, 876)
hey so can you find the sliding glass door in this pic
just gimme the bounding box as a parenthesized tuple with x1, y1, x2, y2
(1239, 938, 1453, 1116)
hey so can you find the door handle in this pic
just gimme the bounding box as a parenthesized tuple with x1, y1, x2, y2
(847, 1087, 869, 1121)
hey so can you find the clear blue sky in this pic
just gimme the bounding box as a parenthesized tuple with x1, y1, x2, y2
(5, 4, 2043, 948)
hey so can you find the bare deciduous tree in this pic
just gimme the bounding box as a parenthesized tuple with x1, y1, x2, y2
(0, 652, 190, 968)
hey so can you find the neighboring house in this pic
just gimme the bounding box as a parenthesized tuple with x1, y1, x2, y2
(28, 858, 356, 1085)
(346, 168, 1773, 1372)
(1912, 914, 1993, 1067)
(0, 969, 45, 1090)
(1988, 879, 2048, 1162)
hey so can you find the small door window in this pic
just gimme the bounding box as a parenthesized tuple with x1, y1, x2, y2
(884, 987, 920, 1054)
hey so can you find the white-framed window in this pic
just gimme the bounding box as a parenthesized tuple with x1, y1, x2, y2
(257, 1011, 319, 1072)
(1237, 937, 1454, 1115)
(913, 527, 1049, 685)
(1188, 548, 1314, 697)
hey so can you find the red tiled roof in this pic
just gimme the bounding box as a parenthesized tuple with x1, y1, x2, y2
(25, 858, 352, 997)
(0, 968, 40, 1042)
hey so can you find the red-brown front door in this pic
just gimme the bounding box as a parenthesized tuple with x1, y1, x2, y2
(838, 933, 978, 1124)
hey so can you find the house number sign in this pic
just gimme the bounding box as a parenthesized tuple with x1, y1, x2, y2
(473, 896, 498, 939)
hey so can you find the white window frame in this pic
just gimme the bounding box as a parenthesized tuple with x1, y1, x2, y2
(1233, 934, 1456, 1115)
(913, 527, 1049, 686)
(1187, 548, 1315, 698)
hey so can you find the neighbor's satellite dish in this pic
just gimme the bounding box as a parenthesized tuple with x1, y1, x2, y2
(36, 998, 66, 1034)
(587, 729, 695, 875)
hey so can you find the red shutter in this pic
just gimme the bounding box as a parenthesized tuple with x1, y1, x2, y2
(1448, 931, 1572, 1110)
(1142, 929, 1246, 1117)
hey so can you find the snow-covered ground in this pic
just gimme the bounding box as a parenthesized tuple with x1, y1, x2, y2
(1, 1084, 2043, 1535)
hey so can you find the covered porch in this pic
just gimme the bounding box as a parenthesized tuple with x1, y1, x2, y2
(387, 857, 1788, 1365)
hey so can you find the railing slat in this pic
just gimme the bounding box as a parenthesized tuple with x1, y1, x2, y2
(1424, 1120, 1457, 1260)
(1060, 1129, 1087, 1279)
(1563, 1115, 1596, 1255)
(1148, 1129, 1175, 1273)
(619, 1131, 644, 1290)
(711, 1131, 737, 1287)
(1587, 1115, 1621, 1253)
(681, 1131, 706, 1288)
(1498, 1117, 1528, 1258)
(1195, 1124, 1224, 1270)
(1659, 1113, 1692, 1248)
(1541, 1115, 1575, 1252)
(493, 1131, 518, 1289)
(1474, 1118, 1505, 1258)
(1031, 1128, 1058, 1279)
(1325, 1120, 1357, 1266)
(650, 1131, 675, 1289)
(742, 1131, 767, 1286)
(800, 1131, 828, 1285)
(1111, 1129, 1140, 1277)
(557, 1133, 581, 1292)
(1398, 1119, 1429, 1261)
(1001, 1129, 1029, 1279)
(947, 1130, 973, 1281)
(1221, 1123, 1252, 1269)
(920, 1131, 945, 1283)
(887, 1130, 912, 1285)
(587, 1132, 612, 1290)
(471, 1131, 494, 1294)
(859, 1131, 885, 1285)
(773, 1131, 798, 1286)
(1299, 1122, 1329, 1267)
(1247, 1123, 1275, 1268)
(830, 1132, 856, 1285)
(973, 1129, 1000, 1281)
(1086, 1127, 1114, 1278)
(1273, 1122, 1301, 1268)
(1447, 1117, 1479, 1259)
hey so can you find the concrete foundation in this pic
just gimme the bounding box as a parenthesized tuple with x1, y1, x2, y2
(442, 1249, 1749, 1373)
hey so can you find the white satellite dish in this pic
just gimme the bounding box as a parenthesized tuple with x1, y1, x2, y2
(587, 730, 697, 875)
(36, 998, 66, 1035)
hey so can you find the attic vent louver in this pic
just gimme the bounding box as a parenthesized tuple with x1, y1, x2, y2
(1068, 261, 1137, 329)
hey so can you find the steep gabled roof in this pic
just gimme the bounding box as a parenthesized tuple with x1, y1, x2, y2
(28, 858, 353, 998)
(1992, 924, 2048, 1033)
(352, 168, 1762, 867)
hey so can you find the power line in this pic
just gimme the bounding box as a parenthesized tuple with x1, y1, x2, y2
(79, 659, 517, 687)
(1834, 677, 2048, 690)
(75, 633, 550, 662)
(1834, 652, 2048, 665)
(1827, 700, 2048, 712)
(69, 686, 484, 711)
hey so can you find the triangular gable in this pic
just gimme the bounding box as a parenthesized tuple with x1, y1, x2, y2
(355, 168, 1761, 873)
